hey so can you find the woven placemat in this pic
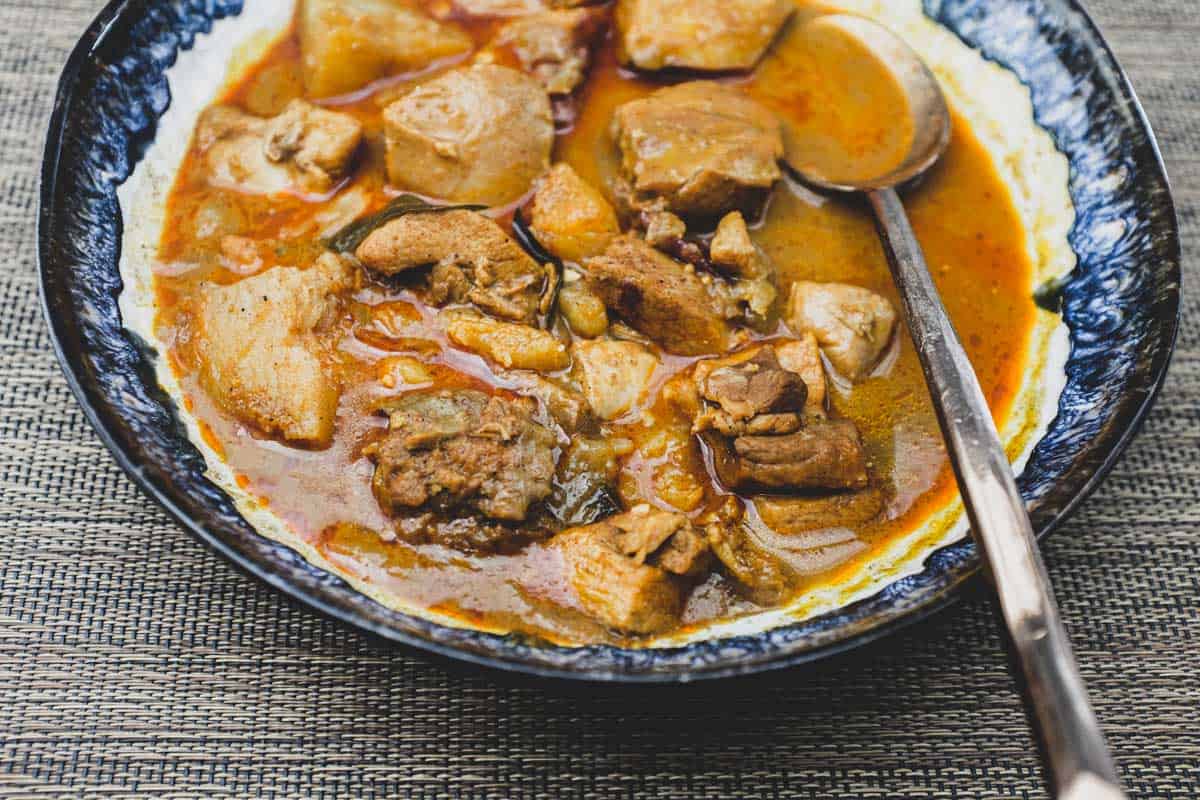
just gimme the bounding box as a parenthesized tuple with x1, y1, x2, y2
(2, 1, 1197, 797)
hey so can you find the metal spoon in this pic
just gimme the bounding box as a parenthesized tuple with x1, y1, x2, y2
(790, 14, 1125, 800)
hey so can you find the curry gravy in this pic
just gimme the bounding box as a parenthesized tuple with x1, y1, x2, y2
(152, 1, 1035, 645)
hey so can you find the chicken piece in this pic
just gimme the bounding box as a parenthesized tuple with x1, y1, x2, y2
(553, 523, 683, 634)
(612, 82, 784, 220)
(194, 253, 354, 447)
(615, 0, 793, 72)
(486, 8, 608, 95)
(263, 99, 364, 192)
(612, 506, 711, 576)
(299, 0, 472, 98)
(443, 310, 569, 371)
(710, 210, 777, 321)
(557, 276, 609, 337)
(709, 212, 760, 278)
(572, 339, 659, 420)
(196, 103, 363, 195)
(642, 210, 686, 248)
(369, 389, 559, 524)
(383, 65, 554, 206)
(787, 281, 898, 381)
(583, 235, 735, 356)
(754, 488, 884, 535)
(774, 333, 827, 417)
(356, 210, 549, 324)
(527, 163, 620, 263)
(713, 419, 870, 491)
(694, 347, 806, 436)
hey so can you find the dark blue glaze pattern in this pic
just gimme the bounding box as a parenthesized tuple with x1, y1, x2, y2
(38, 0, 1180, 680)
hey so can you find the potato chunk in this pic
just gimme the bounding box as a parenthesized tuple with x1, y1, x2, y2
(443, 310, 569, 371)
(194, 254, 354, 446)
(383, 65, 554, 206)
(557, 278, 609, 337)
(528, 163, 620, 263)
(612, 82, 784, 219)
(573, 339, 659, 420)
(786, 281, 897, 381)
(455, 0, 547, 15)
(299, 0, 472, 98)
(616, 0, 793, 71)
(583, 235, 736, 356)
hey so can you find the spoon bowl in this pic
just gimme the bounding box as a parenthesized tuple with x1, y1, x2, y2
(788, 13, 952, 193)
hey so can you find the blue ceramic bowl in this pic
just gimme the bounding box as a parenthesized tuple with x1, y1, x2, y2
(39, 0, 1180, 680)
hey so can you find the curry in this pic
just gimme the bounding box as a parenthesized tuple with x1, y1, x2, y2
(150, 0, 1035, 645)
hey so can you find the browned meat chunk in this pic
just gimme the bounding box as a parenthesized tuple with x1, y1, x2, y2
(787, 281, 898, 381)
(485, 8, 607, 95)
(383, 65, 554, 206)
(356, 210, 550, 324)
(694, 347, 806, 436)
(611, 82, 783, 219)
(615, 0, 793, 72)
(300, 0, 472, 98)
(754, 488, 884, 535)
(554, 523, 682, 634)
(527, 163, 620, 263)
(369, 390, 559, 523)
(195, 102, 363, 195)
(774, 333, 827, 417)
(194, 253, 355, 447)
(714, 419, 870, 491)
(583, 235, 735, 355)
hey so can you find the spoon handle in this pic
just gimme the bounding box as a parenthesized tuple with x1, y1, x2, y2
(868, 187, 1125, 800)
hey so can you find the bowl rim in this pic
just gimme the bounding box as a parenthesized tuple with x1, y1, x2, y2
(38, 0, 1181, 682)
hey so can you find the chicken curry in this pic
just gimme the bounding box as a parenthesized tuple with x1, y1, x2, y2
(152, 0, 1036, 644)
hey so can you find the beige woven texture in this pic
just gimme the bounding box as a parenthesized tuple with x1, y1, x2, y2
(2, 1, 1197, 798)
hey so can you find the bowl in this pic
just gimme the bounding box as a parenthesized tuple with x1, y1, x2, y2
(39, 0, 1180, 681)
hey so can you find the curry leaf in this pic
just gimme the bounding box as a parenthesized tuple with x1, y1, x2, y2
(323, 194, 485, 254)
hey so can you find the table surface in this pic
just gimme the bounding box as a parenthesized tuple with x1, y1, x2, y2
(2, 1, 1197, 798)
